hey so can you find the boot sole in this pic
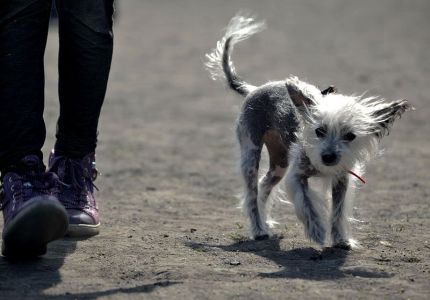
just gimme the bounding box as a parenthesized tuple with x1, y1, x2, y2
(66, 223, 100, 237)
(2, 196, 69, 258)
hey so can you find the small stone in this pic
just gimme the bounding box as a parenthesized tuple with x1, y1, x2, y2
(229, 260, 241, 266)
(380, 241, 393, 247)
(190, 228, 197, 233)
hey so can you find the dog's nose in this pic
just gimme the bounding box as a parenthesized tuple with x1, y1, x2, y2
(321, 153, 339, 166)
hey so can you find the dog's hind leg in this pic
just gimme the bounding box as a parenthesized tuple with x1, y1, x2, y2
(258, 130, 288, 229)
(237, 128, 268, 240)
(331, 175, 355, 249)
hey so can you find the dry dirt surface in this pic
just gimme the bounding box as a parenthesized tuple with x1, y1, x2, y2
(1, 0, 429, 299)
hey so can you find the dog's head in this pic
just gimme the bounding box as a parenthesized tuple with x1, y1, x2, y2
(286, 76, 412, 175)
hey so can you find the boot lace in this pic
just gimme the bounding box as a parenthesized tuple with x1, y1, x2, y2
(50, 156, 99, 209)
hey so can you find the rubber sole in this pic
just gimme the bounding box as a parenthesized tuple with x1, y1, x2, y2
(66, 223, 100, 238)
(2, 196, 69, 258)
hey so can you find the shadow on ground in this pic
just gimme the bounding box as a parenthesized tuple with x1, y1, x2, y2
(0, 237, 78, 298)
(186, 237, 392, 280)
(0, 238, 177, 299)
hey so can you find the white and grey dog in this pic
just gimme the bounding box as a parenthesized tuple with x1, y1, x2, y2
(205, 14, 411, 249)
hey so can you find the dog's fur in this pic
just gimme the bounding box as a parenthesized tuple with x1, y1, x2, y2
(205, 14, 412, 249)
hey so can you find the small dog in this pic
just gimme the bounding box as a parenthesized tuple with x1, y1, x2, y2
(205, 14, 411, 249)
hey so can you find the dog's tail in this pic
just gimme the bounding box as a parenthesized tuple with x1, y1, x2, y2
(205, 14, 266, 97)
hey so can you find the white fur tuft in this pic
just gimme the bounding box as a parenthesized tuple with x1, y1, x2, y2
(205, 13, 266, 87)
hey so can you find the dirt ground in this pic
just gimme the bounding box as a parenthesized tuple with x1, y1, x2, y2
(1, 0, 429, 299)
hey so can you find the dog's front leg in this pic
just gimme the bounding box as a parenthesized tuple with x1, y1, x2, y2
(285, 172, 326, 245)
(331, 175, 355, 249)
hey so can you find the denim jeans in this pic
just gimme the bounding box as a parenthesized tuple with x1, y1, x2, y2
(0, 0, 114, 173)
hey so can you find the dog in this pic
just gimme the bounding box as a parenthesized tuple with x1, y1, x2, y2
(205, 14, 411, 249)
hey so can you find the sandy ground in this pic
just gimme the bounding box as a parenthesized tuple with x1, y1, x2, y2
(1, 0, 429, 299)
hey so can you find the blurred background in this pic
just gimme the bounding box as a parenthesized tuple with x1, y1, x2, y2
(43, 0, 429, 198)
(2, 0, 429, 298)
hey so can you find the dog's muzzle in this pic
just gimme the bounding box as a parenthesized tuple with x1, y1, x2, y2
(321, 152, 340, 166)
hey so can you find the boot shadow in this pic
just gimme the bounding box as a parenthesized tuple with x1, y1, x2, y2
(0, 236, 179, 298)
(0, 237, 79, 297)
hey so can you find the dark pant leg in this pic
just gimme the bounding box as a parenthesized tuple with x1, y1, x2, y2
(54, 0, 114, 158)
(0, 0, 52, 172)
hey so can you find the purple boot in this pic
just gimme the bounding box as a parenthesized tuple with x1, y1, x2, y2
(48, 151, 100, 237)
(0, 155, 68, 257)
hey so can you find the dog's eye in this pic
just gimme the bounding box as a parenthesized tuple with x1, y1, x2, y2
(343, 132, 356, 141)
(315, 127, 326, 138)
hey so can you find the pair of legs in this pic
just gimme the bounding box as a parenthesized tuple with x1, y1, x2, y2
(0, 0, 114, 171)
(238, 128, 288, 240)
(0, 0, 114, 257)
(238, 127, 353, 247)
(285, 170, 353, 248)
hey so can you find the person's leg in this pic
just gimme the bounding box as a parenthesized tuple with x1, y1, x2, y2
(49, 0, 114, 237)
(54, 0, 114, 157)
(0, 0, 51, 173)
(0, 0, 68, 257)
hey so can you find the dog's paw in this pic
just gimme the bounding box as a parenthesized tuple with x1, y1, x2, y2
(254, 234, 270, 241)
(333, 239, 360, 250)
(333, 241, 352, 250)
(251, 228, 270, 241)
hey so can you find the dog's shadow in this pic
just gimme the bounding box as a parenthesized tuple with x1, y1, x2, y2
(186, 237, 391, 280)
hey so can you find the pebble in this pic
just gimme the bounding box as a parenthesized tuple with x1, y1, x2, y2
(229, 260, 241, 266)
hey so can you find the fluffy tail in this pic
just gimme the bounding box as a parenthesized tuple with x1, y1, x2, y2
(205, 14, 266, 97)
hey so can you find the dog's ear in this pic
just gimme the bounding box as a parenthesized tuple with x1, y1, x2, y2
(321, 85, 337, 95)
(286, 83, 315, 108)
(372, 99, 412, 138)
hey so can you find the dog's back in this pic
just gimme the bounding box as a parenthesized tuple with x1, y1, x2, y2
(238, 81, 300, 146)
